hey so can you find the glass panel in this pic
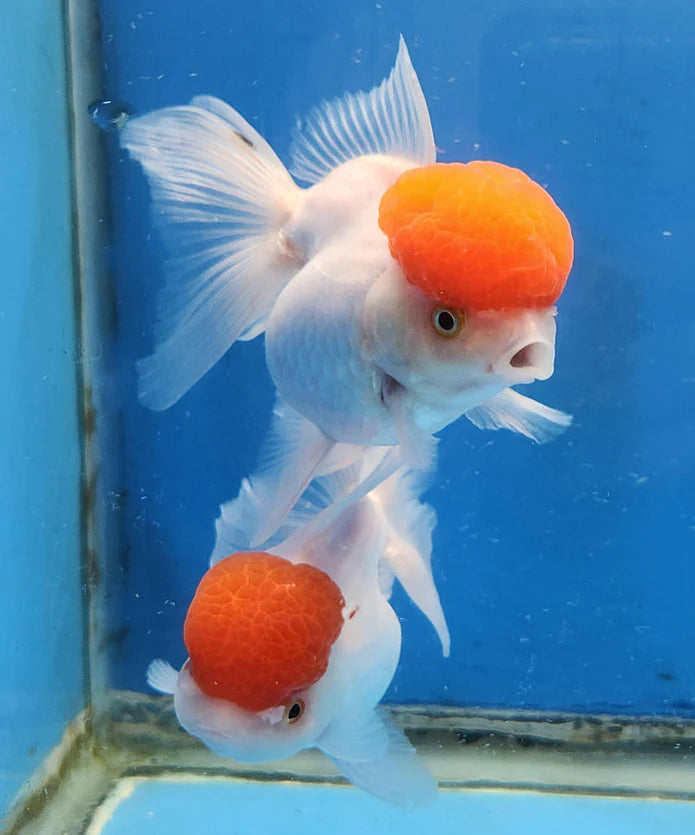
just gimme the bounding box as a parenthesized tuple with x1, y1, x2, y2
(0, 0, 84, 818)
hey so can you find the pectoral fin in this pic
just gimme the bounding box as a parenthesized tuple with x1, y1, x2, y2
(465, 388, 572, 443)
(319, 708, 437, 808)
(382, 378, 438, 472)
(146, 659, 179, 695)
(318, 706, 390, 762)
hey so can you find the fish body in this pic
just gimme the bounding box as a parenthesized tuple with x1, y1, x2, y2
(267, 234, 394, 446)
(121, 37, 574, 542)
(148, 463, 445, 806)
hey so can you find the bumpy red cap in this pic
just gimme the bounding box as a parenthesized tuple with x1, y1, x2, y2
(184, 552, 345, 711)
(378, 161, 573, 310)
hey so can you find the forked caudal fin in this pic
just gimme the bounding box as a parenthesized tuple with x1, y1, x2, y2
(120, 97, 302, 410)
(249, 452, 449, 656)
(272, 446, 404, 557)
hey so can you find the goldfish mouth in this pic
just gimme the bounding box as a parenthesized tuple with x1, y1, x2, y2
(494, 338, 554, 383)
(511, 340, 553, 372)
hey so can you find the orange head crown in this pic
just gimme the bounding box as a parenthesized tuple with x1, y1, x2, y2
(183, 552, 345, 712)
(378, 161, 573, 311)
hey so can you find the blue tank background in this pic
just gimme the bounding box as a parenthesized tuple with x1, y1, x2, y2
(96, 0, 695, 713)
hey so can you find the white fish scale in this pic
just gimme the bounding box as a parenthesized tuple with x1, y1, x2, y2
(265, 157, 412, 447)
(266, 269, 393, 445)
(286, 154, 414, 259)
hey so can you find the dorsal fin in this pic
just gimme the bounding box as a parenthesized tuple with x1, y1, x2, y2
(290, 36, 435, 184)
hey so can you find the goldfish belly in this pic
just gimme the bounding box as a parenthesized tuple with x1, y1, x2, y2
(265, 243, 398, 446)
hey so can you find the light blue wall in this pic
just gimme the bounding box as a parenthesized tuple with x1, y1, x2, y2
(0, 0, 84, 815)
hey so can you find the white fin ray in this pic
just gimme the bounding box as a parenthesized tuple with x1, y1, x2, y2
(378, 470, 450, 657)
(377, 558, 396, 599)
(280, 460, 366, 532)
(465, 388, 573, 444)
(146, 659, 178, 695)
(323, 709, 437, 808)
(318, 707, 390, 762)
(276, 446, 403, 555)
(120, 98, 302, 410)
(271, 456, 449, 655)
(393, 411, 438, 471)
(210, 400, 334, 562)
(387, 386, 439, 472)
(290, 36, 435, 185)
(277, 447, 388, 538)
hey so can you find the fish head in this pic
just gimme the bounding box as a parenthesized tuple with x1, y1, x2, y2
(364, 263, 558, 417)
(175, 551, 347, 761)
(171, 543, 400, 764)
(365, 159, 572, 424)
(172, 661, 339, 762)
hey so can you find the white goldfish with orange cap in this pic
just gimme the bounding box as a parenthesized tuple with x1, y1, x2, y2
(148, 461, 448, 806)
(121, 37, 574, 545)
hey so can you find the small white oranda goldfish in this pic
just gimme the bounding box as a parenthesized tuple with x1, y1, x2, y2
(148, 461, 448, 807)
(122, 37, 574, 544)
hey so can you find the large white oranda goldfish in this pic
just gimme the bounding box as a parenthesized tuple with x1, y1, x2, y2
(121, 37, 574, 545)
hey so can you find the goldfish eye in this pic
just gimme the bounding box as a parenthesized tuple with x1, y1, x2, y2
(284, 699, 305, 724)
(432, 306, 464, 338)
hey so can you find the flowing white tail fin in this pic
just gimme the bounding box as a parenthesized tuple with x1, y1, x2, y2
(121, 96, 303, 409)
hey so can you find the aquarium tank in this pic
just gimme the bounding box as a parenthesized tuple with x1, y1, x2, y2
(2, 0, 695, 832)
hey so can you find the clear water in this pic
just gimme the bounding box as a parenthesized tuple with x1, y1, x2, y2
(3, 0, 695, 831)
(99, 0, 695, 713)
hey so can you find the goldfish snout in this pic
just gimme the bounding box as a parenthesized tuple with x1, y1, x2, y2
(490, 310, 557, 385)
